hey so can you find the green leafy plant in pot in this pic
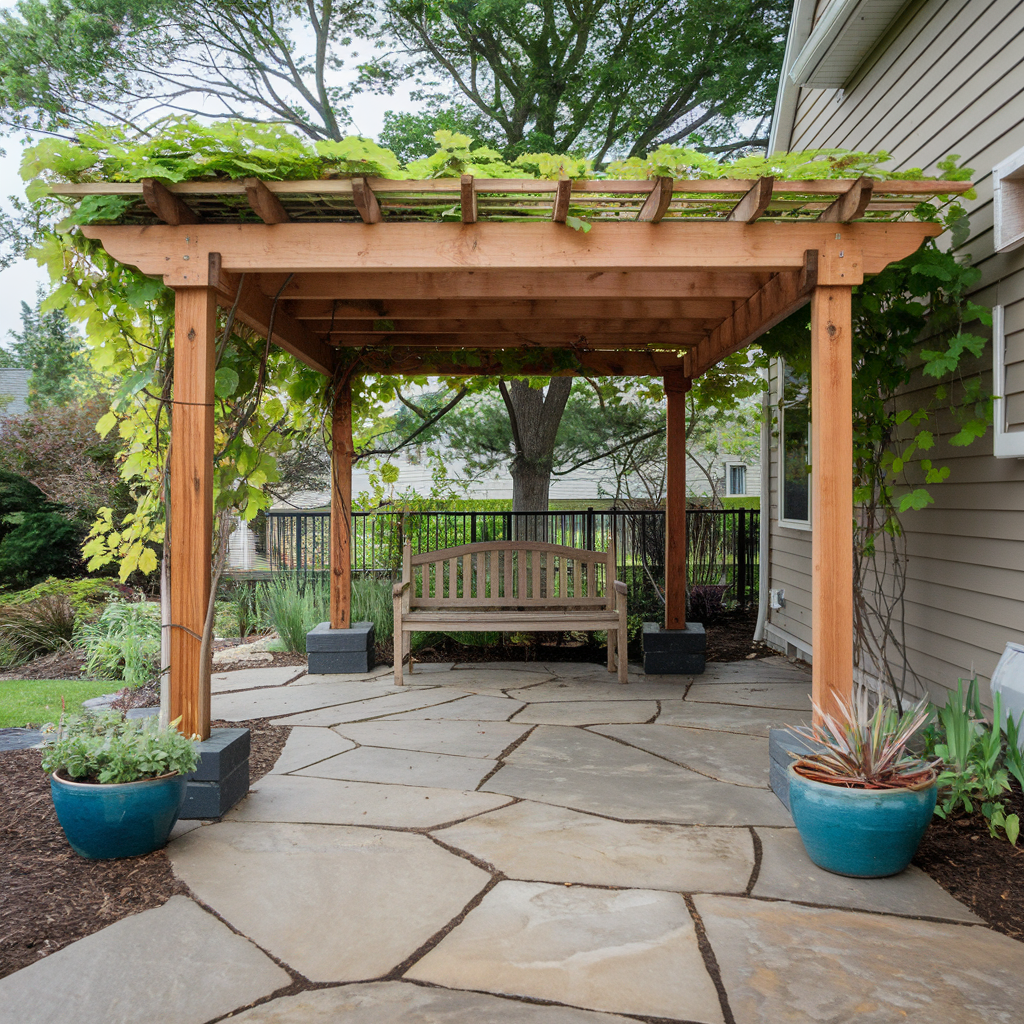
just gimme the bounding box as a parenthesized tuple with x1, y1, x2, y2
(42, 712, 199, 860)
(786, 689, 939, 878)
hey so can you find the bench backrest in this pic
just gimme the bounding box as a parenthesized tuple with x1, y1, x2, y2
(403, 540, 617, 610)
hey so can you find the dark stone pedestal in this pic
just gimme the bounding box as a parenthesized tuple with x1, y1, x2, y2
(180, 728, 250, 819)
(768, 727, 824, 812)
(642, 622, 706, 674)
(306, 621, 375, 674)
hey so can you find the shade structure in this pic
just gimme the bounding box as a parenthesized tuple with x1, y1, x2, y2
(71, 174, 966, 737)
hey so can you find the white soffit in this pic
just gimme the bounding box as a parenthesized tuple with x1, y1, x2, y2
(789, 0, 910, 88)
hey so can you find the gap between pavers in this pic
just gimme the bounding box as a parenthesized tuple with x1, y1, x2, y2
(293, 744, 497, 790)
(685, 681, 812, 711)
(333, 719, 531, 760)
(211, 665, 307, 693)
(0, 896, 289, 1024)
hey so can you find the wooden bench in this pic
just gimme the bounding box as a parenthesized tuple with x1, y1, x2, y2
(392, 538, 628, 685)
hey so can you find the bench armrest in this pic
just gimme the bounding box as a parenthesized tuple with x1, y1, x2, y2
(613, 580, 628, 596)
(393, 580, 409, 598)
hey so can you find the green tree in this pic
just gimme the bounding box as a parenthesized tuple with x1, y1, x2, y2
(0, 286, 94, 406)
(385, 0, 788, 161)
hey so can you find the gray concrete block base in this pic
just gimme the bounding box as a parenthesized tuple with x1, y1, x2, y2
(181, 728, 250, 819)
(768, 727, 825, 811)
(642, 622, 706, 675)
(307, 621, 375, 674)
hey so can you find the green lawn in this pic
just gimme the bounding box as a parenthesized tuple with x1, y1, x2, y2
(0, 678, 118, 728)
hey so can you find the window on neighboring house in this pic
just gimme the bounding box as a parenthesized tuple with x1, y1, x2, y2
(778, 360, 811, 526)
(994, 145, 1024, 254)
(726, 463, 747, 496)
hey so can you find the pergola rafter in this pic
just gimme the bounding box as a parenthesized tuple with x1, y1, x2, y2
(69, 174, 966, 738)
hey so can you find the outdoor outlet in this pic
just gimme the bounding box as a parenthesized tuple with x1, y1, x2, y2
(770, 588, 785, 610)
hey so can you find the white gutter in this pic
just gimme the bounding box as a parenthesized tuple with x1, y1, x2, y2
(767, 0, 816, 154)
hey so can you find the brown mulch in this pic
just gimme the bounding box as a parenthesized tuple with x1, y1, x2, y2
(0, 717, 290, 980)
(213, 651, 308, 673)
(0, 649, 92, 682)
(704, 609, 774, 662)
(913, 779, 1024, 941)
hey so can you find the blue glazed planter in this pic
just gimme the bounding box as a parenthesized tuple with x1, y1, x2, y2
(788, 764, 937, 878)
(50, 771, 187, 860)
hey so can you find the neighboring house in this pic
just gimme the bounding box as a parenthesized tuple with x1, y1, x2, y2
(763, 0, 1024, 700)
(0, 368, 30, 418)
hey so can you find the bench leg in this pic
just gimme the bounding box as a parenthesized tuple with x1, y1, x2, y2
(607, 628, 616, 674)
(393, 597, 403, 686)
(618, 611, 628, 684)
(405, 628, 413, 676)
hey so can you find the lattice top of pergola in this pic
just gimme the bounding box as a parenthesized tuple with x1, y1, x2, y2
(69, 175, 968, 383)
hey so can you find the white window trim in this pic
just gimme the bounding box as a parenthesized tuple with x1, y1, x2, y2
(993, 305, 1024, 459)
(994, 146, 1024, 254)
(776, 358, 812, 531)
(724, 461, 748, 497)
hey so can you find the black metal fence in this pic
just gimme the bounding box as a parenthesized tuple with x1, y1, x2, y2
(264, 507, 759, 612)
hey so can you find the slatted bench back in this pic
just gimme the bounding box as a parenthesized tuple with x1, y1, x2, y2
(406, 541, 615, 610)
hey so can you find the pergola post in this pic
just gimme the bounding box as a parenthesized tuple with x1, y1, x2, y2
(664, 371, 689, 630)
(810, 284, 855, 719)
(330, 379, 353, 629)
(169, 286, 216, 740)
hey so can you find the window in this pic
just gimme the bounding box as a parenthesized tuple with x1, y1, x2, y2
(726, 463, 747, 496)
(995, 146, 1024, 254)
(778, 361, 811, 526)
(993, 305, 1024, 459)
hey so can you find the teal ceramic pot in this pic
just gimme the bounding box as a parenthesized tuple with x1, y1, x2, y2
(50, 770, 187, 860)
(788, 764, 937, 878)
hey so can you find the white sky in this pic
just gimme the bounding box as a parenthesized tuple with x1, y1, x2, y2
(0, 12, 422, 347)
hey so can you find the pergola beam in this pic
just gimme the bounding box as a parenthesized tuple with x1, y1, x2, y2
(637, 177, 674, 223)
(244, 177, 291, 224)
(142, 178, 201, 225)
(818, 176, 874, 223)
(352, 177, 382, 224)
(356, 348, 687, 377)
(284, 297, 739, 320)
(689, 251, 818, 379)
(317, 318, 717, 337)
(460, 175, 477, 224)
(325, 332, 703, 349)
(727, 177, 774, 223)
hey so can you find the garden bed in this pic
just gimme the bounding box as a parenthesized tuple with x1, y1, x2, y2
(0, 717, 289, 979)
(914, 779, 1024, 941)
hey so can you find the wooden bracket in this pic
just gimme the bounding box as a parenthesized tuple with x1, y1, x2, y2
(551, 179, 572, 224)
(663, 368, 691, 394)
(799, 249, 819, 294)
(208, 253, 240, 297)
(244, 178, 290, 224)
(460, 174, 477, 223)
(352, 178, 382, 224)
(637, 177, 674, 223)
(818, 176, 874, 223)
(727, 177, 775, 223)
(142, 179, 201, 225)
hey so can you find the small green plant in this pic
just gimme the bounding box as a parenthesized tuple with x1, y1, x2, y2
(0, 595, 77, 665)
(41, 711, 199, 783)
(3, 576, 126, 618)
(352, 578, 393, 638)
(788, 688, 938, 789)
(925, 678, 1021, 845)
(76, 600, 160, 687)
(221, 580, 262, 639)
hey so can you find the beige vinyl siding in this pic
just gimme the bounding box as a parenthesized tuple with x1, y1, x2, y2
(768, 0, 1024, 697)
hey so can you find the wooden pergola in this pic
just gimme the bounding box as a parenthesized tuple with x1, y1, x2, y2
(64, 173, 966, 738)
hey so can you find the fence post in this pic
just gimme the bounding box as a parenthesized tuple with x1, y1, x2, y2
(586, 507, 595, 550)
(471, 512, 477, 544)
(737, 508, 747, 606)
(294, 514, 303, 573)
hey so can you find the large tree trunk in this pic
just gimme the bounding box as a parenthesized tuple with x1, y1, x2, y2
(500, 377, 572, 538)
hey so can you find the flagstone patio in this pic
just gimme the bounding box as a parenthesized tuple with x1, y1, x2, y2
(3, 656, 1024, 1024)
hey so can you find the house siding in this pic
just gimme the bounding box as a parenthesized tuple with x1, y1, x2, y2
(769, 0, 1024, 698)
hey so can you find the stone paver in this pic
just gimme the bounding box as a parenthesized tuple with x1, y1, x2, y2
(168, 821, 489, 982)
(437, 668, 556, 693)
(486, 725, 792, 826)
(228, 773, 511, 828)
(512, 699, 658, 726)
(686, 681, 812, 711)
(270, 688, 471, 727)
(655, 700, 805, 736)
(687, 660, 811, 684)
(752, 828, 982, 922)
(594, 724, 771, 788)
(295, 744, 496, 789)
(211, 665, 305, 693)
(268, 726, 355, 774)
(0, 896, 288, 1024)
(214, 679, 398, 721)
(377, 693, 526, 721)
(438, 800, 754, 892)
(289, 664, 394, 685)
(407, 880, 725, 1022)
(334, 718, 530, 759)
(695, 894, 1024, 1024)
(507, 681, 690, 702)
(226, 982, 636, 1023)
